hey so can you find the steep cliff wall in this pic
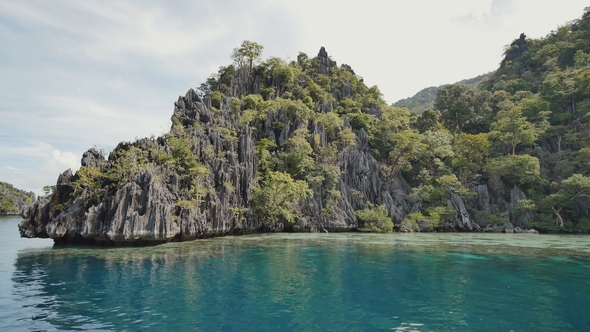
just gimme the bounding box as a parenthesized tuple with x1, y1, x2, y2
(19, 47, 534, 245)
(20, 89, 418, 243)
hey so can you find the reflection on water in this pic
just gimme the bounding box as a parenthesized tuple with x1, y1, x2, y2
(5, 223, 590, 331)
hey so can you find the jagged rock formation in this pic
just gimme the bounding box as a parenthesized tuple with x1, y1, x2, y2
(317, 47, 337, 74)
(21, 90, 262, 244)
(0, 182, 35, 215)
(449, 193, 480, 231)
(20, 47, 540, 245)
(501, 33, 529, 68)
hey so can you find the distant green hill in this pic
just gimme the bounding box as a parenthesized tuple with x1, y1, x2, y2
(393, 73, 490, 114)
(0, 182, 34, 215)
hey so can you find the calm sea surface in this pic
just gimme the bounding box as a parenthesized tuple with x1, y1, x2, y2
(2, 215, 590, 331)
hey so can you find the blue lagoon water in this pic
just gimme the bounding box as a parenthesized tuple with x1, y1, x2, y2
(2, 215, 590, 331)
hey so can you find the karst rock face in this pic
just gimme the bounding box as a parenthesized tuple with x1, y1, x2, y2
(20, 90, 266, 244)
(20, 47, 501, 245)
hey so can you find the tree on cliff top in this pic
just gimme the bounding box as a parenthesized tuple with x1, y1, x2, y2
(231, 40, 264, 72)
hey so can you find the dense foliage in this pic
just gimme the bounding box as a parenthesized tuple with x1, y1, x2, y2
(376, 9, 590, 232)
(355, 203, 393, 233)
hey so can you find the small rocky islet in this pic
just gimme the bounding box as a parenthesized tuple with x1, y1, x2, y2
(18, 11, 590, 244)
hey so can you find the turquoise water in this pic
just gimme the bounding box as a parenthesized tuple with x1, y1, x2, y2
(2, 216, 590, 331)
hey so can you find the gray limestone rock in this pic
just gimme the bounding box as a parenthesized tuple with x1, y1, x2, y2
(340, 80, 354, 99)
(81, 148, 109, 172)
(20, 88, 263, 244)
(504, 222, 514, 233)
(501, 33, 529, 68)
(484, 225, 503, 233)
(340, 64, 355, 75)
(487, 174, 505, 200)
(19, 197, 50, 238)
(510, 185, 535, 228)
(229, 68, 251, 97)
(477, 184, 491, 212)
(448, 193, 480, 231)
(278, 121, 291, 147)
(317, 47, 337, 74)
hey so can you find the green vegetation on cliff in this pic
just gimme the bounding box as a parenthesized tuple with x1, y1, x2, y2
(393, 73, 490, 114)
(0, 182, 34, 215)
(425, 8, 590, 232)
(241, 8, 590, 232)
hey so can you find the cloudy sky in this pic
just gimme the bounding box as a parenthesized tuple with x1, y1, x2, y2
(0, 0, 588, 194)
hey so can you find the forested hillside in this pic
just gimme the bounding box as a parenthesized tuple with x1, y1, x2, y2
(0, 182, 34, 215)
(393, 73, 489, 114)
(432, 9, 590, 232)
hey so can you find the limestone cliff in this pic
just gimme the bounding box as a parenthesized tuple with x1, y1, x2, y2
(20, 47, 531, 244)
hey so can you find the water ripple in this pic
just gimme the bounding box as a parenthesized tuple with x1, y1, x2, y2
(2, 217, 590, 331)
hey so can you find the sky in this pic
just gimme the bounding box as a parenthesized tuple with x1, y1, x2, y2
(0, 0, 588, 195)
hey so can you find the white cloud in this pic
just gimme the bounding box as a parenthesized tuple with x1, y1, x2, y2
(46, 150, 79, 175)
